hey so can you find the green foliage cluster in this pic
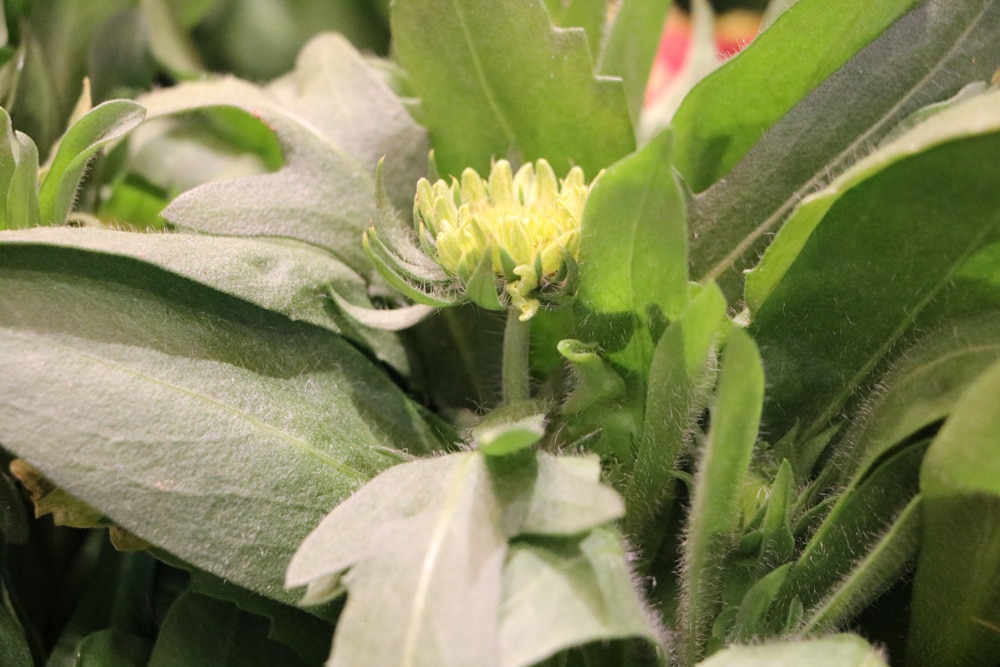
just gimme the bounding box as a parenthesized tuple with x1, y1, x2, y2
(1, 0, 1000, 665)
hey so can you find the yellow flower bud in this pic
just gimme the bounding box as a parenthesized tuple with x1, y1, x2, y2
(413, 159, 595, 320)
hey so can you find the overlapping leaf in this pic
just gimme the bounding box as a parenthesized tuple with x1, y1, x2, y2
(0, 243, 439, 604)
(138, 33, 428, 273)
(391, 0, 633, 178)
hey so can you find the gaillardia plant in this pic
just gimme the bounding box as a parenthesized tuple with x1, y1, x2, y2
(1, 1, 1000, 666)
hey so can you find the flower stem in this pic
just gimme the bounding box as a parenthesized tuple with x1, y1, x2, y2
(502, 309, 531, 404)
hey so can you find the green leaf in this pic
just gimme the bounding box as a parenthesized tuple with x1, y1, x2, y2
(679, 327, 764, 667)
(474, 409, 547, 457)
(578, 128, 688, 322)
(0, 227, 410, 373)
(747, 87, 1000, 437)
(75, 628, 152, 667)
(623, 282, 726, 541)
(685, 0, 1000, 292)
(543, 0, 605, 58)
(776, 440, 927, 628)
(391, 0, 633, 178)
(910, 358, 1000, 666)
(6, 132, 40, 230)
(37, 99, 145, 226)
(840, 312, 1000, 481)
(185, 571, 332, 667)
(287, 452, 507, 666)
(139, 33, 428, 273)
(673, 0, 918, 193)
(596, 0, 672, 124)
(499, 527, 661, 667)
(0, 243, 438, 604)
(800, 495, 921, 635)
(0, 109, 16, 230)
(488, 452, 625, 538)
(149, 591, 303, 667)
(695, 634, 888, 667)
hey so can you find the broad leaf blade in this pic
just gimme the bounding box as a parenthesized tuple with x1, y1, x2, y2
(578, 128, 688, 322)
(499, 527, 661, 667)
(0, 244, 438, 604)
(288, 453, 506, 667)
(686, 0, 1000, 292)
(0, 227, 410, 372)
(910, 358, 1000, 666)
(140, 33, 428, 273)
(841, 312, 1000, 481)
(747, 89, 1000, 437)
(672, 0, 918, 193)
(392, 0, 633, 177)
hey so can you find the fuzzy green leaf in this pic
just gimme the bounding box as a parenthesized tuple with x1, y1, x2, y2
(391, 0, 633, 177)
(841, 312, 1000, 481)
(578, 128, 688, 321)
(776, 440, 926, 628)
(0, 244, 438, 604)
(800, 496, 921, 635)
(139, 33, 428, 273)
(679, 327, 764, 666)
(499, 527, 661, 667)
(288, 453, 507, 667)
(38, 99, 146, 226)
(673, 0, 918, 193)
(686, 0, 1000, 292)
(6, 132, 40, 230)
(747, 87, 1000, 437)
(623, 282, 726, 541)
(910, 357, 1000, 666)
(0, 226, 410, 372)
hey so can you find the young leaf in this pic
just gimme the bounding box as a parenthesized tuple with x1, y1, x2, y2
(685, 0, 1000, 292)
(678, 327, 764, 667)
(391, 0, 633, 177)
(139, 33, 428, 273)
(623, 282, 726, 542)
(800, 495, 921, 635)
(0, 244, 439, 604)
(578, 128, 688, 323)
(6, 133, 41, 230)
(909, 358, 1000, 666)
(499, 527, 662, 667)
(747, 88, 1000, 437)
(0, 227, 410, 373)
(775, 440, 927, 627)
(37, 99, 146, 226)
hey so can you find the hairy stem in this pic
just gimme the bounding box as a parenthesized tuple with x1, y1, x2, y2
(502, 309, 531, 404)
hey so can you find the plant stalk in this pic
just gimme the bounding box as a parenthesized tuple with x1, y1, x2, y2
(502, 309, 531, 404)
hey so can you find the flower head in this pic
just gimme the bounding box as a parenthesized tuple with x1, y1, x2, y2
(364, 158, 597, 321)
(414, 159, 591, 320)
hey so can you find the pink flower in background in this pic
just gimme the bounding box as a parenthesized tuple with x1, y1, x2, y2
(645, 6, 762, 106)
